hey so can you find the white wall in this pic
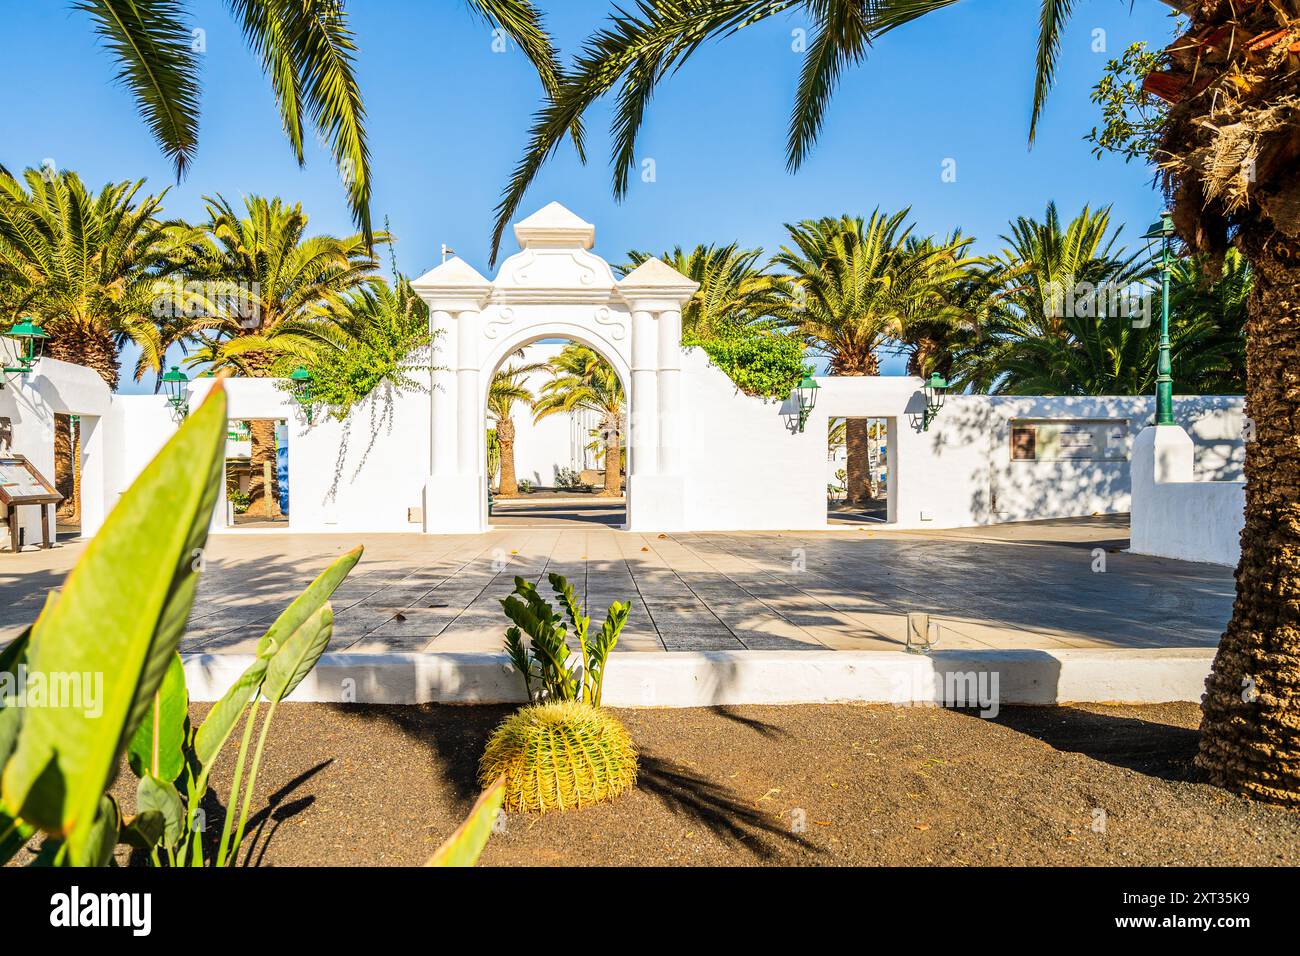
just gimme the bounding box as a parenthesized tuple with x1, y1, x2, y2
(680, 349, 826, 530)
(185, 377, 431, 534)
(1130, 425, 1244, 566)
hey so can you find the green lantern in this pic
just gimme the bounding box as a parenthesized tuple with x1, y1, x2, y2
(3, 318, 49, 378)
(290, 365, 314, 423)
(795, 373, 820, 433)
(161, 365, 190, 422)
(921, 371, 948, 431)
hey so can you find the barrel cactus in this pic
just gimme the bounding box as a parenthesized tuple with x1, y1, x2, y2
(480, 701, 637, 813)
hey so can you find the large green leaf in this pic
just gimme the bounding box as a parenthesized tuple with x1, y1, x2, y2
(119, 809, 165, 851)
(193, 657, 269, 768)
(136, 773, 184, 850)
(255, 546, 361, 659)
(426, 777, 504, 867)
(0, 386, 226, 864)
(261, 604, 334, 704)
(84, 795, 121, 868)
(127, 652, 188, 783)
(193, 546, 360, 767)
(0, 626, 32, 771)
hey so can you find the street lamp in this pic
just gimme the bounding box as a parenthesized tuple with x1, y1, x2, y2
(795, 373, 820, 432)
(1141, 210, 1176, 426)
(921, 371, 949, 431)
(290, 365, 314, 423)
(160, 365, 190, 422)
(2, 318, 49, 385)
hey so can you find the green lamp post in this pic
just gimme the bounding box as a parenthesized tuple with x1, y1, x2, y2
(3, 318, 49, 380)
(290, 366, 314, 423)
(160, 365, 190, 422)
(1141, 211, 1177, 426)
(795, 372, 820, 432)
(921, 371, 949, 431)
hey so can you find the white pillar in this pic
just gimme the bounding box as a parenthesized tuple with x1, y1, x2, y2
(430, 310, 457, 476)
(656, 308, 682, 474)
(630, 308, 658, 476)
(456, 309, 480, 475)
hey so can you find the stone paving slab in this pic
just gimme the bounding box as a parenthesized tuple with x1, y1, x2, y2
(0, 516, 1234, 655)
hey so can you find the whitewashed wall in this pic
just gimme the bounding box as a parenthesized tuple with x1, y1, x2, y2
(1130, 425, 1244, 566)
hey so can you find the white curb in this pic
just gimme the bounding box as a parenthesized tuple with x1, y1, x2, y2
(181, 647, 1215, 708)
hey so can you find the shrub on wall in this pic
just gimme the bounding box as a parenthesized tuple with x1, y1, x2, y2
(683, 325, 809, 400)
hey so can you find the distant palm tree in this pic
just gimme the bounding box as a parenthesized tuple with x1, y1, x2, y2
(891, 232, 980, 378)
(55, 0, 567, 239)
(619, 243, 784, 337)
(951, 203, 1153, 395)
(176, 194, 380, 516)
(534, 345, 626, 496)
(772, 209, 965, 502)
(0, 167, 191, 389)
(488, 358, 546, 496)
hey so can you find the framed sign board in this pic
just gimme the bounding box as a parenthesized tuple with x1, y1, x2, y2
(0, 456, 61, 552)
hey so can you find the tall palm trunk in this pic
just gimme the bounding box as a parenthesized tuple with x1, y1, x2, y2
(246, 419, 281, 518)
(833, 352, 879, 505)
(1196, 228, 1300, 805)
(497, 417, 519, 496)
(601, 418, 621, 496)
(45, 323, 120, 390)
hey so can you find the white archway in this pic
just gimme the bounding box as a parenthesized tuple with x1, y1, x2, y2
(412, 202, 697, 533)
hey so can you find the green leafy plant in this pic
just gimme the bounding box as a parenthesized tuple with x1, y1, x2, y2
(683, 326, 809, 400)
(501, 574, 629, 707)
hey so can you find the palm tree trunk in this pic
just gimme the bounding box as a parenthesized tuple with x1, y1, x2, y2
(246, 419, 281, 518)
(602, 421, 621, 496)
(1196, 229, 1300, 805)
(45, 322, 120, 391)
(497, 418, 518, 496)
(833, 352, 879, 505)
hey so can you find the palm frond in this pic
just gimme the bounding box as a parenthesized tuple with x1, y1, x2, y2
(76, 0, 201, 177)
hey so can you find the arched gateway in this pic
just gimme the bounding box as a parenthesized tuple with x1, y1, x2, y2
(412, 202, 698, 533)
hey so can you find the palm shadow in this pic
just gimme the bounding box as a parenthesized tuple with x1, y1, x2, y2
(632, 753, 820, 862)
(982, 705, 1202, 783)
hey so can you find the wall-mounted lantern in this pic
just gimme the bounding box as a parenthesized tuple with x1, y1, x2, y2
(795, 373, 820, 432)
(2, 318, 49, 387)
(290, 366, 314, 423)
(921, 371, 949, 431)
(161, 365, 190, 422)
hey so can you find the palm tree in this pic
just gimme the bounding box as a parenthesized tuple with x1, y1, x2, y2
(47, 0, 567, 240)
(488, 358, 546, 496)
(618, 243, 785, 337)
(177, 194, 380, 516)
(772, 210, 962, 502)
(0, 167, 190, 389)
(492, 0, 1300, 804)
(533, 345, 626, 496)
(303, 276, 434, 411)
(892, 232, 980, 378)
(952, 203, 1153, 394)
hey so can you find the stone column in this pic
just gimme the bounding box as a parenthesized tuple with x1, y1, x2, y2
(630, 308, 658, 476)
(656, 307, 682, 474)
(430, 310, 456, 476)
(456, 309, 480, 475)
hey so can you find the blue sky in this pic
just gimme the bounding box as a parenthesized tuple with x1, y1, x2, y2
(0, 0, 1176, 391)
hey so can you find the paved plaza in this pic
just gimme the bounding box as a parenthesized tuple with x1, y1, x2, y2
(0, 515, 1233, 655)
